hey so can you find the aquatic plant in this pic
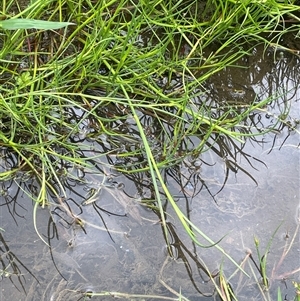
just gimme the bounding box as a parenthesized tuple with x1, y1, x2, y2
(0, 0, 299, 299)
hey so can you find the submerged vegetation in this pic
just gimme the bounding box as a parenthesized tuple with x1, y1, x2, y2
(0, 0, 300, 300)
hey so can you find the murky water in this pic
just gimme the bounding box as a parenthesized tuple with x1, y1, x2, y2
(0, 43, 299, 301)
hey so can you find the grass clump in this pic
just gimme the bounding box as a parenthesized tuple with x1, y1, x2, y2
(1, 0, 299, 247)
(1, 0, 297, 177)
(0, 0, 299, 299)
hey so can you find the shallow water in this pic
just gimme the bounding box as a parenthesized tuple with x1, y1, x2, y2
(0, 44, 299, 301)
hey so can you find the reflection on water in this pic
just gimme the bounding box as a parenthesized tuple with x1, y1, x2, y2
(0, 44, 299, 300)
(0, 231, 39, 294)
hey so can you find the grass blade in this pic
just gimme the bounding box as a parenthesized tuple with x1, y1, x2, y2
(0, 19, 74, 30)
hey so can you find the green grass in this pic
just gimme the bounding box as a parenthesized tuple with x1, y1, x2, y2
(1, 0, 300, 300)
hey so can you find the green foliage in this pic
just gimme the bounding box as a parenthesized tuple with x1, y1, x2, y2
(0, 0, 299, 299)
(0, 0, 298, 251)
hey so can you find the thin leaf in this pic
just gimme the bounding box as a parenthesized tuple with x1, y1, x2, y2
(0, 19, 74, 30)
(277, 287, 282, 301)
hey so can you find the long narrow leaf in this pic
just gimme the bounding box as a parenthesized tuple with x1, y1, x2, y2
(0, 19, 74, 30)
